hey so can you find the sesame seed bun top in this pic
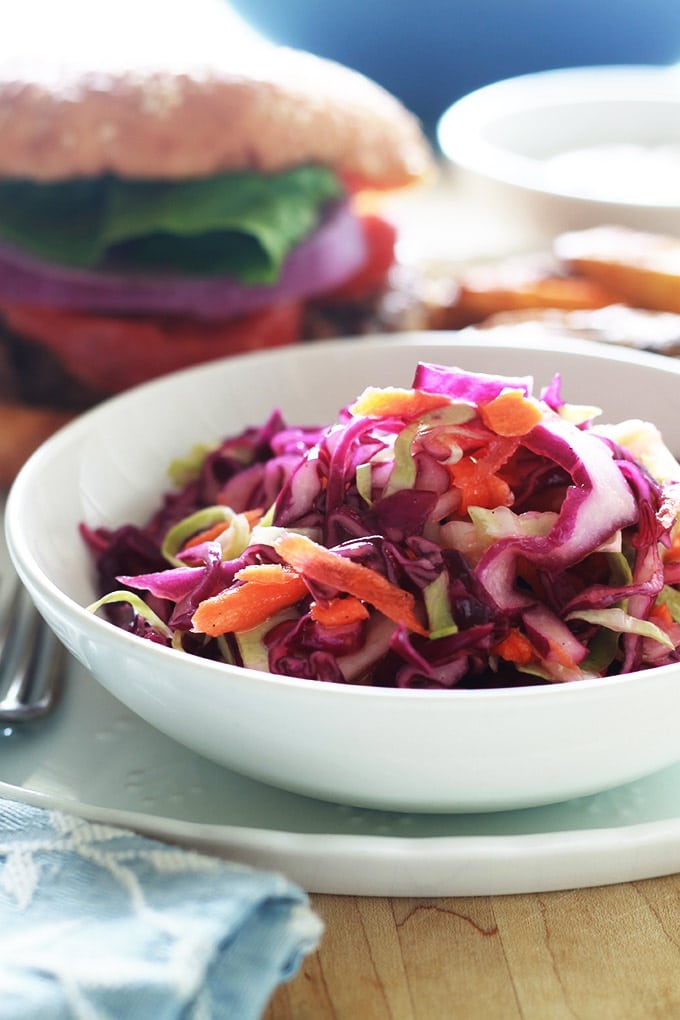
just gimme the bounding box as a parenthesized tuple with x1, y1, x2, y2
(0, 1, 433, 186)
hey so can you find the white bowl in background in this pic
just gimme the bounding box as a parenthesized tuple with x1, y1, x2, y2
(437, 65, 680, 249)
(6, 332, 680, 813)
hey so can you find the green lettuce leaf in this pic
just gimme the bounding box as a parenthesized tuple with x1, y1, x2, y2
(0, 166, 342, 281)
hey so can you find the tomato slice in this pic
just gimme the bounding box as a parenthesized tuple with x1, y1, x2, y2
(321, 214, 397, 302)
(0, 301, 302, 394)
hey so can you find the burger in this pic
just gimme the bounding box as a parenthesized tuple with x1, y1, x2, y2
(0, 6, 433, 485)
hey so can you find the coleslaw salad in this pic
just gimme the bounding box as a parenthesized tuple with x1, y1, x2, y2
(82, 361, 680, 689)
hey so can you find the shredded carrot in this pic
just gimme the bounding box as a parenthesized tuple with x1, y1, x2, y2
(650, 601, 673, 627)
(349, 386, 451, 421)
(192, 568, 308, 636)
(309, 596, 370, 627)
(182, 520, 234, 550)
(274, 532, 428, 636)
(493, 628, 581, 672)
(449, 456, 512, 513)
(664, 532, 680, 563)
(235, 563, 300, 585)
(546, 638, 580, 669)
(243, 508, 264, 527)
(479, 390, 544, 437)
(492, 629, 535, 665)
(182, 509, 263, 551)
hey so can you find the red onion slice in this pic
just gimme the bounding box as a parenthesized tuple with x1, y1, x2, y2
(0, 199, 366, 320)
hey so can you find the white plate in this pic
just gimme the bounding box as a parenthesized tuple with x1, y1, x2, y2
(5, 644, 680, 897)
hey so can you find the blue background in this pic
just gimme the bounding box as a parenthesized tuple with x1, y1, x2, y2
(227, 1, 680, 137)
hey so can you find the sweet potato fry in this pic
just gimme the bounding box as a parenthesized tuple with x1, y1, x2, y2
(554, 226, 680, 314)
(433, 254, 620, 329)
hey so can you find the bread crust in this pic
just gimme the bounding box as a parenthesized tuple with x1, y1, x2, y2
(0, 47, 432, 187)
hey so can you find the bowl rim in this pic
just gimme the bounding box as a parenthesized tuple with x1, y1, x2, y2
(7, 329, 680, 707)
(437, 63, 680, 211)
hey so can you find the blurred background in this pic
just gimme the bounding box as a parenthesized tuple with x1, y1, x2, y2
(227, 0, 680, 137)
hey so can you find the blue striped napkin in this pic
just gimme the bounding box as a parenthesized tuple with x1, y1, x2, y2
(0, 799, 322, 1019)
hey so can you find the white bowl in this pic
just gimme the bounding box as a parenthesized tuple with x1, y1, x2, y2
(7, 331, 680, 813)
(437, 65, 680, 249)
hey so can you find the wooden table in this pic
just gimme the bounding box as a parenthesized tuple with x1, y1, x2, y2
(266, 878, 680, 1018)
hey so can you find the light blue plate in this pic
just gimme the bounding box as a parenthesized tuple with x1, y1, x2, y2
(2, 632, 680, 896)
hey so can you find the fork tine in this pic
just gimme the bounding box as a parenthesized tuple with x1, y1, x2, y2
(0, 582, 64, 723)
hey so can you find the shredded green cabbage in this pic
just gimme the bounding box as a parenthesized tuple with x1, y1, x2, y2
(87, 591, 172, 638)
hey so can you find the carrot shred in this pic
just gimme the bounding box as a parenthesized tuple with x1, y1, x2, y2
(546, 638, 580, 669)
(192, 567, 308, 636)
(182, 508, 263, 551)
(492, 629, 535, 665)
(664, 532, 680, 563)
(309, 596, 370, 626)
(479, 390, 544, 437)
(274, 532, 428, 636)
(349, 386, 451, 421)
(182, 520, 233, 550)
(450, 456, 512, 513)
(650, 602, 673, 627)
(243, 508, 264, 526)
(235, 563, 300, 585)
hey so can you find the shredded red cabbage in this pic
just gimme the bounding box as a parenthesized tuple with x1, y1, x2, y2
(83, 362, 680, 688)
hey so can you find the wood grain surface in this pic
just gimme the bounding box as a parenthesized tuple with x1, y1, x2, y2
(266, 879, 680, 1019)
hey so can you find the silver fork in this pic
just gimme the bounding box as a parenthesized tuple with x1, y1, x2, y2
(0, 579, 64, 724)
